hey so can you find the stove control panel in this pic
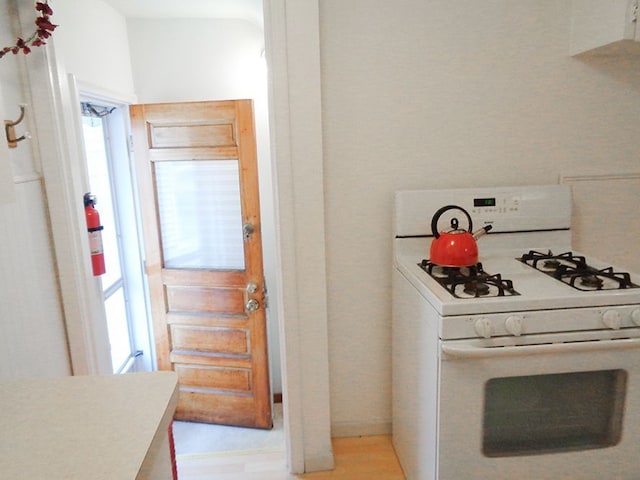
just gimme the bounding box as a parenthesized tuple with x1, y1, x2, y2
(394, 185, 571, 237)
(504, 315, 523, 336)
(474, 318, 492, 338)
(464, 185, 571, 234)
(602, 310, 622, 330)
(470, 195, 520, 215)
(452, 306, 640, 340)
(473, 315, 524, 338)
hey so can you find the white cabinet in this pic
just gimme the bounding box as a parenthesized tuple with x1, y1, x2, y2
(570, 0, 639, 56)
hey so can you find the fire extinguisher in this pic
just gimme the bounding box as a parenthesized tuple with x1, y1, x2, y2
(84, 192, 106, 276)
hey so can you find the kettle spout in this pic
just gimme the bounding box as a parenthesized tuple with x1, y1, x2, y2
(472, 224, 493, 240)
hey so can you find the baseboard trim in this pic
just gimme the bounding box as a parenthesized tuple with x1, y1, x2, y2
(304, 451, 335, 472)
(330, 420, 392, 438)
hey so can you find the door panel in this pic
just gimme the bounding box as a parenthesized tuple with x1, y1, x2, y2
(130, 100, 271, 428)
(179, 393, 257, 427)
(165, 286, 246, 314)
(170, 326, 249, 355)
(175, 365, 251, 393)
(150, 123, 236, 148)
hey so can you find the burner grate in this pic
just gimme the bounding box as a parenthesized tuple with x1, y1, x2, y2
(419, 260, 520, 299)
(518, 250, 639, 291)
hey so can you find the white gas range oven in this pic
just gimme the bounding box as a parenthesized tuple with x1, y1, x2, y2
(392, 185, 640, 480)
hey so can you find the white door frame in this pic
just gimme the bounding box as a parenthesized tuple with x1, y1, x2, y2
(15, 0, 112, 377)
(264, 0, 334, 473)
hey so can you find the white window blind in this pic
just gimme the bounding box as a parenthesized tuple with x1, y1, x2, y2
(155, 160, 245, 270)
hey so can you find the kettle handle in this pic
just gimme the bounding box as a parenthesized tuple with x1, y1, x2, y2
(431, 205, 473, 238)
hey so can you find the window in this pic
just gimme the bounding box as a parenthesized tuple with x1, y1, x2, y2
(81, 101, 152, 373)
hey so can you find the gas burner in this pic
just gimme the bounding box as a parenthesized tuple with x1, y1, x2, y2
(463, 281, 491, 297)
(518, 250, 640, 291)
(543, 259, 561, 270)
(580, 274, 603, 289)
(419, 260, 519, 299)
(520, 250, 587, 272)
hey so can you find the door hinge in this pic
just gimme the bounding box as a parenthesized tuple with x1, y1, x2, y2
(128, 134, 134, 152)
(263, 276, 269, 309)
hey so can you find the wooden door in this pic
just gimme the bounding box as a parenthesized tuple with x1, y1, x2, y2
(130, 100, 271, 428)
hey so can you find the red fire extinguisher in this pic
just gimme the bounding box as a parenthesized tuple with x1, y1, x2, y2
(84, 193, 106, 276)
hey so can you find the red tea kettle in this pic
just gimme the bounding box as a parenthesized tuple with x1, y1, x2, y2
(429, 205, 492, 267)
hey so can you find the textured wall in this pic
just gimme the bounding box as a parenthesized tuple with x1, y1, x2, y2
(0, 0, 71, 380)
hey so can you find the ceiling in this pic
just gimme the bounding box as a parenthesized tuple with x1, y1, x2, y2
(104, 0, 263, 26)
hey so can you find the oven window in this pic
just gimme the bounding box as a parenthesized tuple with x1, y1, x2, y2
(483, 369, 627, 457)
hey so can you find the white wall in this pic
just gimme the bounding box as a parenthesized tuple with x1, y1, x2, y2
(126, 19, 265, 103)
(317, 0, 640, 434)
(0, 0, 71, 380)
(53, 0, 136, 98)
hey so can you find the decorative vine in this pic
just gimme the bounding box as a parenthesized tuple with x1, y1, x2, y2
(0, 1, 57, 59)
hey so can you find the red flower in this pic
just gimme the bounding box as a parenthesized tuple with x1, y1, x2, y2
(35, 16, 57, 32)
(35, 2, 53, 16)
(1, 1, 56, 58)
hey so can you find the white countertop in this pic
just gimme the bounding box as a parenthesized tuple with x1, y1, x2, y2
(0, 371, 179, 479)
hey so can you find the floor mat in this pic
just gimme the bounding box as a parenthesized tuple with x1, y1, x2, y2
(173, 403, 284, 456)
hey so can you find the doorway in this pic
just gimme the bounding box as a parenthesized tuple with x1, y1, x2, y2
(76, 93, 283, 452)
(32, 0, 330, 472)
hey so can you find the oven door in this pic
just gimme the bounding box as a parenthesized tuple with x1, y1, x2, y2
(438, 332, 640, 480)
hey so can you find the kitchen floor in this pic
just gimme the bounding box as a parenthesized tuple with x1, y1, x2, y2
(172, 403, 404, 479)
(175, 434, 405, 479)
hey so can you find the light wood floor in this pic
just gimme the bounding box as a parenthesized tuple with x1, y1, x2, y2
(176, 435, 406, 480)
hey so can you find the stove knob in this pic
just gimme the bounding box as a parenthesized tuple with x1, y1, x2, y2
(632, 309, 640, 327)
(602, 310, 622, 330)
(505, 315, 523, 336)
(474, 318, 492, 338)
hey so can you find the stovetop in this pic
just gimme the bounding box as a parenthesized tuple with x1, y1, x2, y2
(418, 250, 639, 300)
(393, 185, 640, 316)
(395, 238, 640, 316)
(418, 259, 520, 298)
(518, 250, 640, 291)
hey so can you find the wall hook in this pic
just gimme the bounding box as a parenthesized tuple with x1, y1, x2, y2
(5, 104, 30, 148)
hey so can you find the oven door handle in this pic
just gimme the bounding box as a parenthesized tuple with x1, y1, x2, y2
(441, 337, 640, 359)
